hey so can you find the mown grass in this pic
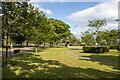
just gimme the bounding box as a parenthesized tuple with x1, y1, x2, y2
(75, 49, 119, 61)
(2, 47, 119, 78)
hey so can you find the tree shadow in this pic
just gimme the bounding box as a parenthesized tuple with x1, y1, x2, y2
(2, 52, 119, 79)
(81, 51, 103, 54)
(79, 55, 119, 70)
(78, 49, 119, 70)
(1, 47, 45, 60)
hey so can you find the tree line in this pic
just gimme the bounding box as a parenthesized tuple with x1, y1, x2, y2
(81, 19, 118, 46)
(2, 2, 80, 58)
(2, 2, 118, 58)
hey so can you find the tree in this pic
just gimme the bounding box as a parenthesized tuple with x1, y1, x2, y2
(94, 29, 118, 46)
(96, 31, 108, 46)
(110, 29, 117, 45)
(68, 34, 81, 46)
(2, 2, 20, 58)
(81, 31, 95, 46)
(2, 2, 72, 55)
(88, 19, 107, 45)
(48, 18, 71, 46)
(17, 2, 33, 47)
(2, 2, 33, 57)
(28, 7, 54, 52)
(29, 8, 44, 52)
(107, 29, 117, 45)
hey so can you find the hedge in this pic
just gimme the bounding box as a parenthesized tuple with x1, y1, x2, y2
(83, 46, 109, 53)
(109, 45, 118, 49)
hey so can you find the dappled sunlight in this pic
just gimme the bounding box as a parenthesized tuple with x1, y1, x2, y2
(71, 48, 119, 72)
(9, 66, 22, 75)
(2, 48, 119, 78)
(2, 1, 119, 79)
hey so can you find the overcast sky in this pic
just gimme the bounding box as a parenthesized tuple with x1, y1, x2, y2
(30, 0, 119, 38)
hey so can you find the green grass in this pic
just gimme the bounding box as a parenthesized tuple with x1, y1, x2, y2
(75, 49, 119, 61)
(2, 47, 119, 78)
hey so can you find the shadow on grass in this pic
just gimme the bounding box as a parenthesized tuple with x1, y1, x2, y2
(79, 55, 119, 70)
(2, 52, 119, 79)
(1, 47, 46, 59)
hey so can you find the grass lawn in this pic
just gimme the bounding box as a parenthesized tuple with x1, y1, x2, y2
(2, 47, 120, 78)
(75, 49, 119, 62)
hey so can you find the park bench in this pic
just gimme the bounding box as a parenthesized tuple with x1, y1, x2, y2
(13, 49, 20, 54)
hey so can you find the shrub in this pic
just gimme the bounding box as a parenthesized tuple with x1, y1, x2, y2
(83, 46, 109, 53)
(109, 45, 118, 49)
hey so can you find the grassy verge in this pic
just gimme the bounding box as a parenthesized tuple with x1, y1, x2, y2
(75, 49, 119, 61)
(2, 47, 119, 78)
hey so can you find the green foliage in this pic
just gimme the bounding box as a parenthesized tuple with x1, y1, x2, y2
(2, 2, 28, 40)
(88, 19, 107, 45)
(109, 45, 119, 49)
(96, 29, 118, 46)
(81, 31, 95, 46)
(2, 2, 71, 51)
(81, 18, 117, 46)
(107, 29, 118, 45)
(48, 18, 71, 45)
(83, 46, 109, 53)
(88, 19, 107, 31)
(69, 35, 81, 46)
(96, 31, 108, 46)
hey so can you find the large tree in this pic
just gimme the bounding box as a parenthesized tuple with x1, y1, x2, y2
(2, 2, 72, 55)
(29, 8, 53, 52)
(88, 19, 107, 45)
(2, 2, 23, 58)
(48, 18, 71, 46)
(2, 2, 35, 57)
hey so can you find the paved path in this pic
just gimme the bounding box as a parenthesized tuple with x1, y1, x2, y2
(1, 47, 34, 58)
(65, 50, 91, 60)
(65, 49, 119, 65)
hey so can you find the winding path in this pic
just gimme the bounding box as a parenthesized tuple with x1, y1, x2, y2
(65, 48, 119, 65)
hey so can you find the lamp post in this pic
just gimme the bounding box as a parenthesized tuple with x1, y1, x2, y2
(115, 19, 120, 50)
(115, 19, 120, 21)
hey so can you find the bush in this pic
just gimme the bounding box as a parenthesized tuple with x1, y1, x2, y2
(83, 46, 109, 53)
(109, 45, 118, 49)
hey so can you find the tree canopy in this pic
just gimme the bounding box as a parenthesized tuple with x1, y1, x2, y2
(2, 2, 72, 54)
(81, 19, 118, 46)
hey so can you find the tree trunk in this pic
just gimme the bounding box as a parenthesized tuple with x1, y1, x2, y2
(66, 42, 69, 47)
(9, 39, 13, 57)
(20, 41, 23, 46)
(35, 44, 37, 53)
(67, 43, 69, 47)
(44, 42, 45, 48)
(26, 41, 28, 47)
(2, 39, 4, 59)
(6, 35, 9, 58)
(50, 42, 53, 47)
